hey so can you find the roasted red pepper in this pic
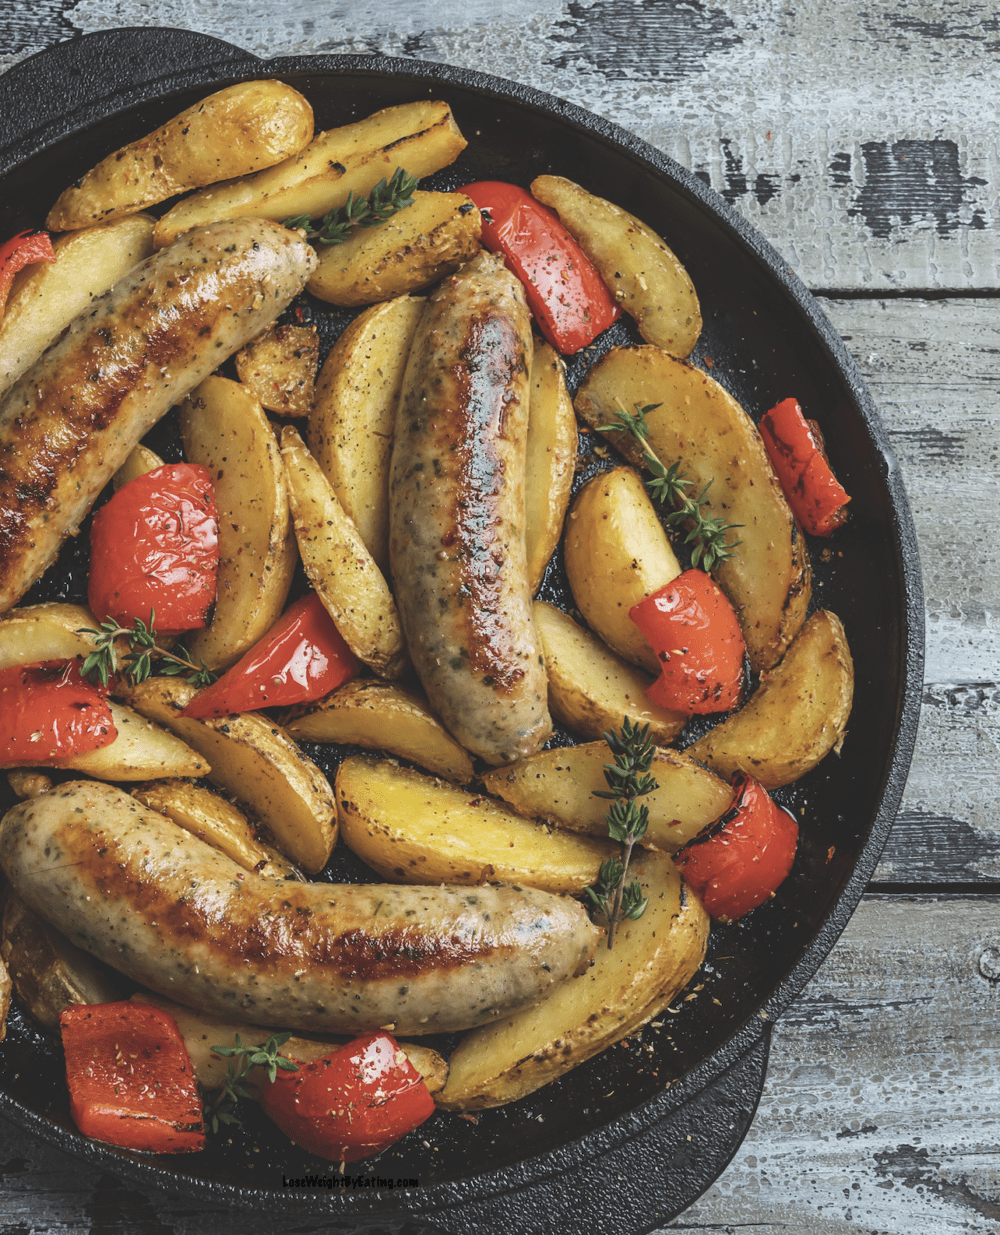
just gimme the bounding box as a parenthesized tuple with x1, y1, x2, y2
(60, 1002, 205, 1153)
(258, 1032, 434, 1162)
(0, 229, 55, 317)
(181, 592, 359, 717)
(458, 180, 620, 354)
(675, 773, 798, 922)
(88, 462, 219, 632)
(629, 570, 744, 714)
(0, 659, 116, 764)
(759, 397, 851, 536)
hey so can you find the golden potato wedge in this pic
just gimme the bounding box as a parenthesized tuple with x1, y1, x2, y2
(180, 376, 296, 671)
(48, 81, 314, 231)
(0, 214, 155, 396)
(281, 426, 406, 679)
(2, 892, 124, 1031)
(132, 992, 448, 1095)
(0, 601, 129, 671)
(336, 755, 617, 894)
(113, 443, 164, 490)
(533, 601, 685, 744)
(563, 466, 681, 673)
(526, 341, 577, 594)
(283, 678, 474, 784)
(307, 191, 481, 306)
(234, 323, 319, 416)
(482, 740, 734, 852)
(6, 770, 53, 799)
(154, 100, 467, 248)
(125, 677, 336, 873)
(437, 849, 708, 1110)
(308, 295, 424, 574)
(131, 779, 277, 874)
(531, 174, 701, 358)
(687, 609, 853, 788)
(575, 347, 811, 670)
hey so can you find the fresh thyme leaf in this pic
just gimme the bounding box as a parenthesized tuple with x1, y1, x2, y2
(204, 1032, 299, 1134)
(76, 611, 220, 689)
(283, 168, 418, 246)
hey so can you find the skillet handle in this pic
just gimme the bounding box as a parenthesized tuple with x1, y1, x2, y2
(0, 27, 262, 174)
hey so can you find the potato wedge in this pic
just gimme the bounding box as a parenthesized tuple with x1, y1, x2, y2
(437, 849, 708, 1110)
(154, 101, 467, 249)
(132, 992, 448, 1095)
(2, 892, 124, 1031)
(283, 678, 474, 783)
(575, 347, 811, 670)
(531, 174, 701, 358)
(563, 466, 681, 673)
(308, 295, 424, 574)
(48, 81, 314, 231)
(336, 755, 617, 894)
(113, 443, 164, 490)
(0, 214, 155, 396)
(281, 426, 406, 679)
(533, 601, 685, 745)
(687, 609, 853, 788)
(234, 323, 319, 416)
(0, 601, 128, 670)
(526, 341, 577, 594)
(6, 770, 53, 799)
(307, 191, 481, 306)
(180, 375, 296, 671)
(482, 741, 734, 852)
(125, 677, 336, 873)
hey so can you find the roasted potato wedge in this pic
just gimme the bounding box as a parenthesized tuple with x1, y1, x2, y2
(687, 609, 853, 788)
(308, 295, 424, 574)
(234, 323, 319, 416)
(437, 849, 708, 1110)
(281, 426, 407, 679)
(154, 101, 467, 248)
(531, 174, 701, 358)
(283, 678, 474, 783)
(2, 892, 124, 1030)
(526, 341, 577, 594)
(125, 677, 336, 874)
(6, 770, 53, 799)
(48, 82, 314, 232)
(336, 755, 617, 894)
(533, 600, 686, 744)
(575, 347, 811, 670)
(180, 375, 296, 671)
(563, 466, 681, 673)
(113, 443, 164, 490)
(0, 601, 128, 670)
(307, 191, 481, 306)
(0, 214, 155, 396)
(482, 740, 734, 852)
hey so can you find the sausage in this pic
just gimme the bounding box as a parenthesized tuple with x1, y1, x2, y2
(0, 218, 316, 616)
(0, 781, 600, 1035)
(389, 250, 551, 765)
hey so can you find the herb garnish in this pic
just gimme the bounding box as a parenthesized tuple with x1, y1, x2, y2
(283, 167, 418, 245)
(76, 611, 218, 688)
(584, 719, 658, 949)
(597, 398, 742, 571)
(204, 1032, 300, 1133)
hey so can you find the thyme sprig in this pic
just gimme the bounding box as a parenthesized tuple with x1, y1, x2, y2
(584, 719, 658, 950)
(76, 611, 218, 688)
(204, 1032, 299, 1133)
(283, 167, 418, 245)
(597, 398, 743, 572)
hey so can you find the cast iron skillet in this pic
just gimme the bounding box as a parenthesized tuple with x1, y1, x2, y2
(0, 27, 923, 1234)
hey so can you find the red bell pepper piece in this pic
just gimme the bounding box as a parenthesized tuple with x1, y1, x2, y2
(181, 592, 359, 717)
(458, 180, 620, 354)
(759, 397, 851, 536)
(629, 570, 744, 714)
(258, 1032, 435, 1162)
(0, 659, 116, 764)
(0, 229, 55, 317)
(675, 773, 798, 922)
(60, 1002, 205, 1153)
(88, 462, 219, 632)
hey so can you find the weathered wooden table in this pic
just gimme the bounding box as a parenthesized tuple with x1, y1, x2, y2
(1, 3, 997, 1232)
